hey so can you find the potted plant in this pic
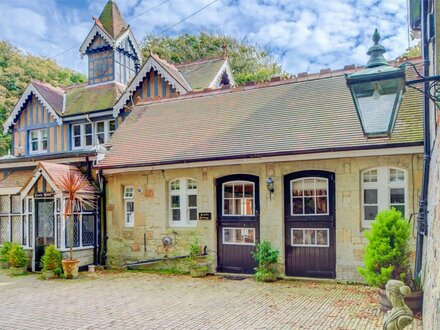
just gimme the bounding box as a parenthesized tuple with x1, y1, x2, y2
(357, 208, 412, 311)
(187, 239, 208, 278)
(8, 243, 28, 275)
(40, 244, 62, 279)
(252, 240, 279, 282)
(58, 171, 95, 279)
(402, 274, 424, 313)
(0, 242, 13, 269)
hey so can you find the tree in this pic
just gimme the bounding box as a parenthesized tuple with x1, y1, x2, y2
(0, 41, 86, 156)
(141, 31, 286, 85)
(402, 44, 421, 58)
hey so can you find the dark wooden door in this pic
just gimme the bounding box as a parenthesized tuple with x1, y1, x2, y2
(284, 171, 336, 278)
(35, 199, 55, 271)
(216, 174, 259, 274)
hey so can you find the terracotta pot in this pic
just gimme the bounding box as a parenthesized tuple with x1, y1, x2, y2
(62, 259, 80, 279)
(9, 266, 27, 276)
(42, 270, 56, 280)
(378, 288, 423, 313)
(0, 261, 9, 269)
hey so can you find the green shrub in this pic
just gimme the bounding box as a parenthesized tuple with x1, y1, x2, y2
(40, 245, 62, 271)
(252, 240, 279, 282)
(358, 209, 411, 288)
(187, 238, 200, 267)
(8, 243, 28, 268)
(0, 242, 13, 262)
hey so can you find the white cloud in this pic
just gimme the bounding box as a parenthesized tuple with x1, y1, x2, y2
(0, 0, 416, 76)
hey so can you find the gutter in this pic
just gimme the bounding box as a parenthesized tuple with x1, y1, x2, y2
(415, 0, 431, 275)
(98, 169, 108, 265)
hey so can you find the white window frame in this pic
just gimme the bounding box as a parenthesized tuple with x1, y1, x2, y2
(124, 186, 134, 228)
(291, 228, 330, 247)
(29, 128, 48, 154)
(361, 167, 407, 228)
(222, 227, 256, 246)
(169, 178, 197, 227)
(0, 195, 29, 247)
(290, 177, 329, 216)
(72, 123, 93, 150)
(222, 181, 255, 217)
(95, 120, 116, 145)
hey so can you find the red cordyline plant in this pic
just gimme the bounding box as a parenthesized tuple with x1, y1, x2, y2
(58, 171, 96, 261)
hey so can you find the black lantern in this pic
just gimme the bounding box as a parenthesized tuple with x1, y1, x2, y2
(345, 29, 406, 138)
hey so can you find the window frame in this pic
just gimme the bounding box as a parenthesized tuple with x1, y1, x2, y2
(71, 123, 93, 150)
(168, 178, 197, 227)
(222, 181, 255, 217)
(290, 177, 329, 216)
(95, 120, 116, 145)
(291, 228, 330, 247)
(29, 128, 48, 154)
(123, 186, 134, 228)
(222, 227, 256, 246)
(361, 167, 407, 228)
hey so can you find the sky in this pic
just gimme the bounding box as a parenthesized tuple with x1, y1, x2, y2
(0, 0, 416, 76)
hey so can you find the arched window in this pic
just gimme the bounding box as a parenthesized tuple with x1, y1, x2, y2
(169, 178, 197, 227)
(222, 181, 255, 216)
(290, 177, 329, 216)
(361, 167, 407, 228)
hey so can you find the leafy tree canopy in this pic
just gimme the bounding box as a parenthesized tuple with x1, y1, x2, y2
(402, 44, 421, 58)
(0, 41, 86, 155)
(141, 31, 287, 85)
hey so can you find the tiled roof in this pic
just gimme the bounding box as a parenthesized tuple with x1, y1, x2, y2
(39, 162, 97, 193)
(98, 0, 127, 39)
(31, 80, 65, 115)
(177, 57, 227, 90)
(0, 170, 33, 189)
(98, 70, 423, 169)
(150, 53, 192, 91)
(64, 82, 125, 116)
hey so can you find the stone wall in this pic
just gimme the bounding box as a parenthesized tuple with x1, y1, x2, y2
(105, 154, 422, 281)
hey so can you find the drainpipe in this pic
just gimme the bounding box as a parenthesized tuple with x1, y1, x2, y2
(415, 0, 431, 276)
(98, 169, 108, 265)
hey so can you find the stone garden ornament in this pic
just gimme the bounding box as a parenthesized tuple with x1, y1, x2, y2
(383, 280, 414, 330)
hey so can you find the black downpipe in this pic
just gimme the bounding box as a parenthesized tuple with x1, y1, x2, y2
(415, 0, 431, 275)
(98, 170, 108, 266)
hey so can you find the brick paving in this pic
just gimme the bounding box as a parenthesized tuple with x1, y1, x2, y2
(0, 270, 422, 330)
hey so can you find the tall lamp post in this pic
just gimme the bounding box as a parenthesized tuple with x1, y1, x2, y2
(345, 23, 440, 275)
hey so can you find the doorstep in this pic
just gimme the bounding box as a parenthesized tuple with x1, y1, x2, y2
(282, 275, 337, 283)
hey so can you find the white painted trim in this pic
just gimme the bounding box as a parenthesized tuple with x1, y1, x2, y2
(79, 24, 114, 55)
(63, 110, 114, 121)
(101, 146, 424, 175)
(208, 59, 236, 88)
(62, 93, 66, 114)
(112, 56, 191, 118)
(114, 28, 142, 63)
(0, 187, 21, 195)
(20, 167, 62, 198)
(0, 156, 97, 170)
(3, 83, 63, 134)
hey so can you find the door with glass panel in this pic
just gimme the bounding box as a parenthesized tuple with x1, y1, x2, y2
(35, 199, 55, 271)
(216, 174, 259, 274)
(284, 171, 336, 278)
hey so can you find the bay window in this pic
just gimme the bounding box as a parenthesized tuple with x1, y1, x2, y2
(361, 167, 407, 228)
(169, 178, 197, 226)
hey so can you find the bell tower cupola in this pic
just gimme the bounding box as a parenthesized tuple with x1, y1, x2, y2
(79, 0, 142, 86)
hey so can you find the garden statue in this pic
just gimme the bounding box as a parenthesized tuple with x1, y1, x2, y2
(383, 280, 414, 330)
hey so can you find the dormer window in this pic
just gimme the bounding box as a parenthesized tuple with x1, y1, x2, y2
(29, 129, 48, 154)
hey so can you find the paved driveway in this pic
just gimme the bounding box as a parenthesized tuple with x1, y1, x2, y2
(0, 270, 422, 329)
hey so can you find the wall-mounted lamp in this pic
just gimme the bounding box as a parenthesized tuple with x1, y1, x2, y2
(266, 177, 274, 200)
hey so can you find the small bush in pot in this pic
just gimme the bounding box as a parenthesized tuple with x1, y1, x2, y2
(357, 209, 412, 310)
(187, 239, 208, 278)
(252, 240, 279, 282)
(0, 242, 13, 269)
(40, 245, 62, 279)
(8, 243, 28, 275)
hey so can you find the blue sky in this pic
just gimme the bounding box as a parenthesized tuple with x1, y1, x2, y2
(0, 0, 416, 75)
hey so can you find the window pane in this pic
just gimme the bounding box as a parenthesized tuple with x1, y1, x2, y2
(234, 184, 243, 198)
(223, 228, 255, 245)
(363, 170, 378, 182)
(304, 197, 315, 214)
(109, 120, 116, 133)
(85, 134, 93, 146)
(315, 179, 327, 196)
(97, 133, 105, 144)
(292, 230, 304, 245)
(82, 215, 95, 246)
(244, 184, 253, 198)
(188, 179, 197, 190)
(0, 195, 10, 213)
(224, 184, 233, 198)
(292, 180, 303, 197)
(224, 199, 233, 215)
(31, 130, 39, 140)
(189, 208, 197, 221)
(42, 129, 47, 139)
(73, 125, 81, 136)
(97, 122, 105, 133)
(292, 198, 303, 214)
(74, 137, 81, 147)
(85, 124, 92, 134)
(234, 199, 243, 215)
(188, 195, 197, 207)
(126, 201, 134, 212)
(316, 196, 327, 214)
(390, 188, 405, 204)
(244, 199, 254, 215)
(42, 139, 48, 150)
(316, 230, 328, 246)
(364, 206, 378, 220)
(304, 230, 315, 245)
(393, 205, 405, 216)
(171, 196, 180, 208)
(390, 169, 405, 182)
(32, 141, 39, 151)
(364, 189, 378, 204)
(172, 209, 180, 221)
(171, 180, 180, 191)
(0, 216, 10, 243)
(303, 179, 314, 196)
